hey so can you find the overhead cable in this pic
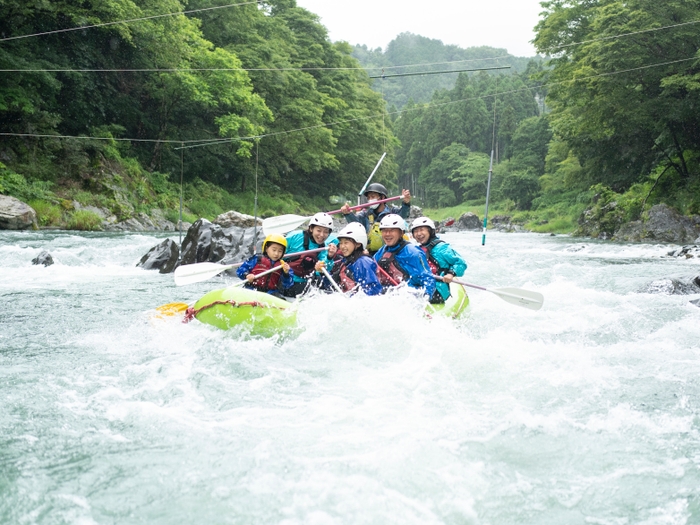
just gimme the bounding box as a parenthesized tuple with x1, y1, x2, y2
(0, 1, 260, 43)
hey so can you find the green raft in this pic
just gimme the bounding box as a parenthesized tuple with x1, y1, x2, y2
(190, 283, 469, 333)
(190, 286, 297, 336)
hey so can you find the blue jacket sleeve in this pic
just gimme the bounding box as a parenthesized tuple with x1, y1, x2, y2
(432, 242, 467, 277)
(236, 255, 257, 279)
(280, 266, 295, 290)
(397, 245, 436, 297)
(350, 257, 383, 296)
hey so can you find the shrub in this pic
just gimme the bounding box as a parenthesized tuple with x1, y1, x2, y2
(29, 200, 63, 226)
(67, 210, 103, 231)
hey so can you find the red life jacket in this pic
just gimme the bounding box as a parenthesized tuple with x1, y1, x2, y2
(376, 241, 410, 287)
(286, 231, 321, 278)
(249, 255, 282, 292)
(420, 238, 448, 276)
(331, 250, 361, 292)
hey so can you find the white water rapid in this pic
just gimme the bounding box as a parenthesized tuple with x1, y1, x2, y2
(1, 230, 699, 524)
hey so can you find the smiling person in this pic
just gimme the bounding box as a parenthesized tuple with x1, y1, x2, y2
(283, 212, 339, 298)
(410, 217, 467, 304)
(339, 183, 411, 255)
(315, 222, 382, 296)
(373, 214, 436, 299)
(237, 234, 294, 296)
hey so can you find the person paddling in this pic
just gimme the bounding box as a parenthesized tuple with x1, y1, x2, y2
(283, 212, 339, 297)
(373, 214, 436, 299)
(237, 234, 294, 296)
(315, 222, 382, 296)
(340, 183, 412, 254)
(410, 217, 467, 303)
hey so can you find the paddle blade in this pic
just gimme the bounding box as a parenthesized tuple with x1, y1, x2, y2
(490, 287, 544, 311)
(262, 214, 310, 235)
(173, 262, 235, 286)
(154, 302, 190, 317)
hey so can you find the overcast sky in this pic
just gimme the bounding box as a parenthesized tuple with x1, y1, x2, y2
(295, 0, 546, 57)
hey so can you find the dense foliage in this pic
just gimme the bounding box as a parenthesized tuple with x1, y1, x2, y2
(0, 0, 395, 221)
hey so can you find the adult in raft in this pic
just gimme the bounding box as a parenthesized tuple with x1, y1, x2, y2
(236, 234, 294, 296)
(373, 214, 437, 300)
(340, 183, 412, 254)
(283, 212, 339, 298)
(410, 216, 467, 304)
(314, 222, 382, 296)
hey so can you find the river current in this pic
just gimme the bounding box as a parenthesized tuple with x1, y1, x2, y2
(1, 229, 699, 524)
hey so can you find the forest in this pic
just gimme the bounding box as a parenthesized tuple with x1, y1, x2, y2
(1, 0, 700, 233)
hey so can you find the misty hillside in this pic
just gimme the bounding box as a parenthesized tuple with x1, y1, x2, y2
(353, 32, 539, 108)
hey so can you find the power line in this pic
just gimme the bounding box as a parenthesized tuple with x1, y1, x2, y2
(540, 19, 700, 54)
(369, 66, 510, 79)
(0, 1, 260, 43)
(2, 56, 697, 148)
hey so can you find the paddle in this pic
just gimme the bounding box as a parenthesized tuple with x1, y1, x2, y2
(230, 264, 284, 288)
(320, 266, 344, 294)
(173, 247, 327, 286)
(262, 195, 403, 235)
(435, 276, 544, 310)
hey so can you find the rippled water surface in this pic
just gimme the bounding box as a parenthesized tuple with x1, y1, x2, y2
(1, 230, 699, 524)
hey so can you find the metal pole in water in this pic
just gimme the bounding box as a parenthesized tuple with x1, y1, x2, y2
(482, 150, 494, 246)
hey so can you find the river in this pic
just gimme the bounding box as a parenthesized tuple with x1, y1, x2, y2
(1, 229, 699, 524)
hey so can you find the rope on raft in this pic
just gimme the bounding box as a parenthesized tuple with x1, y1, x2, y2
(183, 299, 287, 323)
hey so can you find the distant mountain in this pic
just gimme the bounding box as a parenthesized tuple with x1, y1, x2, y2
(353, 32, 540, 109)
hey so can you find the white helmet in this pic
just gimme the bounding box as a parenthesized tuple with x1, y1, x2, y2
(379, 214, 407, 232)
(411, 216, 436, 232)
(337, 222, 368, 249)
(309, 212, 333, 231)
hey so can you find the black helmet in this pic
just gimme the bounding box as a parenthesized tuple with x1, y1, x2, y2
(364, 183, 388, 199)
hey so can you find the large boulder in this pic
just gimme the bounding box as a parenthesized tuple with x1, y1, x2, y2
(614, 204, 700, 243)
(457, 212, 481, 231)
(136, 239, 180, 273)
(214, 210, 262, 228)
(0, 195, 38, 230)
(138, 217, 264, 274)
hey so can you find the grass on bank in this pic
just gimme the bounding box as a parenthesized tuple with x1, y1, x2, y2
(421, 198, 583, 234)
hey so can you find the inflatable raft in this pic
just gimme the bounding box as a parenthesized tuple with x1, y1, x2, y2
(168, 283, 469, 334)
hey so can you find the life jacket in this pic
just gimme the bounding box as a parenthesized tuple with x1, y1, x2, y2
(366, 212, 383, 253)
(420, 238, 450, 276)
(331, 250, 361, 292)
(286, 231, 320, 278)
(376, 240, 411, 287)
(248, 254, 283, 292)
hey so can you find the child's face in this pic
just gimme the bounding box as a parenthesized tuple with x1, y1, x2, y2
(338, 238, 358, 257)
(412, 226, 431, 244)
(266, 243, 285, 261)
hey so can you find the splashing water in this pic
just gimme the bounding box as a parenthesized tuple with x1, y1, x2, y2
(1, 230, 699, 524)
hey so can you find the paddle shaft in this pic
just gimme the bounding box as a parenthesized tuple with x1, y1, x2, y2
(235, 264, 284, 287)
(320, 266, 344, 293)
(329, 195, 402, 215)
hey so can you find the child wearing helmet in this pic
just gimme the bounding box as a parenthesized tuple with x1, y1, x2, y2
(283, 212, 339, 298)
(410, 216, 467, 303)
(373, 214, 436, 299)
(315, 222, 382, 296)
(339, 185, 412, 255)
(236, 234, 294, 296)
